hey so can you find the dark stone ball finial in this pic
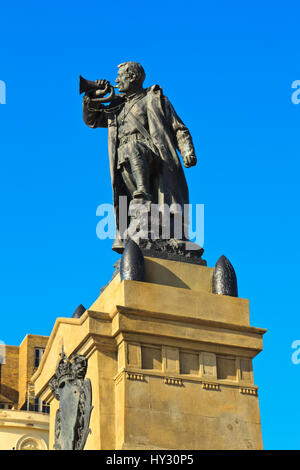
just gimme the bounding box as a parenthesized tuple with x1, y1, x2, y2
(72, 304, 86, 319)
(212, 255, 238, 297)
(120, 239, 145, 282)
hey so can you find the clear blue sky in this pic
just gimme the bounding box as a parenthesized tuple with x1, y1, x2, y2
(1, 0, 299, 450)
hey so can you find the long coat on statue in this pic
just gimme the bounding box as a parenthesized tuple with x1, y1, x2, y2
(83, 85, 196, 247)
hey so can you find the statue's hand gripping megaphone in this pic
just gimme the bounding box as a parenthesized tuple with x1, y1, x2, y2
(79, 75, 117, 103)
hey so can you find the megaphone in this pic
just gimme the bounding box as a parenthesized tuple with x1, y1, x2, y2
(79, 75, 116, 103)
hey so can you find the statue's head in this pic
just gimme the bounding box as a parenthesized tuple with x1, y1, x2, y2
(115, 62, 146, 93)
(72, 355, 87, 380)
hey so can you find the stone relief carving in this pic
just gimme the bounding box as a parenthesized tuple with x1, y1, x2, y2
(49, 348, 93, 450)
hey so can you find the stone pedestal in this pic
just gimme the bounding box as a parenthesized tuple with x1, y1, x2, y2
(32, 256, 266, 450)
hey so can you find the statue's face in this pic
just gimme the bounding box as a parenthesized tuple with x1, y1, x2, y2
(115, 66, 134, 93)
(72, 356, 87, 379)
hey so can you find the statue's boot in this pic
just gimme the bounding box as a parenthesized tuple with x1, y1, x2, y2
(132, 188, 151, 201)
(112, 231, 126, 253)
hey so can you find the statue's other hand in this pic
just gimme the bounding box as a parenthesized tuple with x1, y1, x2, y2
(95, 79, 111, 90)
(183, 154, 197, 168)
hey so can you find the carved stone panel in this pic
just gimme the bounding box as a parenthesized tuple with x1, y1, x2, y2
(240, 358, 253, 383)
(200, 352, 217, 378)
(217, 356, 237, 381)
(141, 346, 162, 370)
(180, 351, 199, 375)
(127, 343, 142, 368)
(163, 346, 179, 373)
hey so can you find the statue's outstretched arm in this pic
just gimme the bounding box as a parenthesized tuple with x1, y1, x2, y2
(163, 97, 197, 168)
(82, 95, 108, 129)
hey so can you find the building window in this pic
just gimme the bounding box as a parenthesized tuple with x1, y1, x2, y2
(34, 348, 45, 368)
(33, 397, 50, 414)
(34, 397, 40, 412)
(42, 401, 50, 414)
(0, 403, 10, 410)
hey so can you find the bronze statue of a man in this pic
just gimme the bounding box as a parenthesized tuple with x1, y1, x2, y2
(82, 62, 197, 253)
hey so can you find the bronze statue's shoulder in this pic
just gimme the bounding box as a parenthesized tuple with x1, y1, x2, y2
(146, 84, 164, 95)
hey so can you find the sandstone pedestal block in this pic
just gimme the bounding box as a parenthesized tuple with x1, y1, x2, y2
(32, 257, 266, 450)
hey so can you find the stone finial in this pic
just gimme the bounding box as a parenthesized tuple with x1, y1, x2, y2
(212, 255, 238, 297)
(72, 304, 86, 319)
(120, 239, 145, 282)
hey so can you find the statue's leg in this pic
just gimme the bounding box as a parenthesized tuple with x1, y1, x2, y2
(120, 162, 136, 196)
(128, 142, 152, 201)
(112, 170, 132, 254)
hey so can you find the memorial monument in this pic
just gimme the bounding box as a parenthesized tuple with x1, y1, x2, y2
(32, 62, 266, 450)
(82, 61, 198, 255)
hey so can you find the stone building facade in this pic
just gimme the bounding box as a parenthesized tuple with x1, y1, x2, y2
(0, 334, 50, 450)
